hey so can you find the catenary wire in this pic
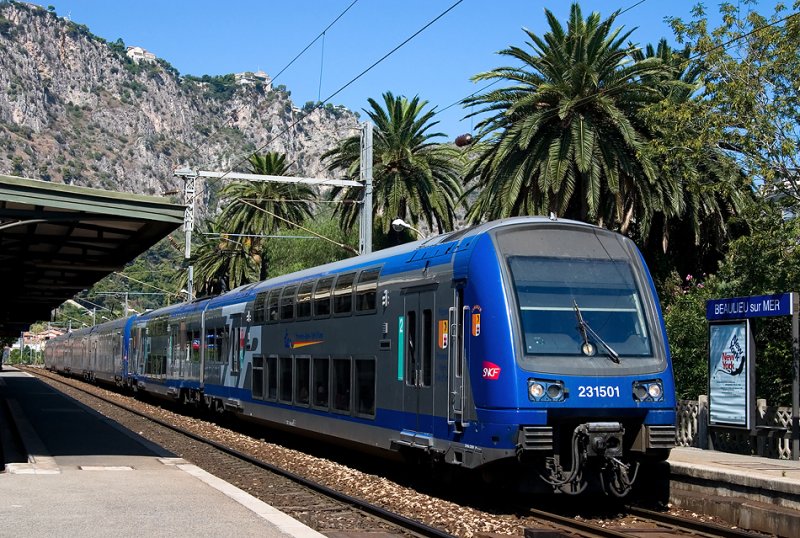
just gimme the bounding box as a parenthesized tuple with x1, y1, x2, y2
(203, 0, 465, 188)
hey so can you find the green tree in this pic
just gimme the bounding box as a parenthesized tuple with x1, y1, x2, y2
(323, 92, 463, 246)
(666, 1, 800, 210)
(663, 205, 800, 404)
(180, 218, 259, 296)
(265, 206, 358, 277)
(218, 152, 315, 280)
(463, 4, 677, 234)
(634, 39, 753, 279)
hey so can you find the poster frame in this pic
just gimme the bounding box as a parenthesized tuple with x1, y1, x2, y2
(708, 320, 755, 431)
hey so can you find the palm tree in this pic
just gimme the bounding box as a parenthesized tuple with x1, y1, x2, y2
(463, 3, 678, 235)
(323, 92, 463, 245)
(177, 218, 259, 297)
(218, 152, 315, 280)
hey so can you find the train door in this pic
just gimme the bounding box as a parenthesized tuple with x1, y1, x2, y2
(402, 290, 435, 438)
(448, 288, 469, 431)
(91, 339, 98, 375)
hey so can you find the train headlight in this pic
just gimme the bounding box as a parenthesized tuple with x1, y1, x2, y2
(648, 383, 662, 400)
(529, 382, 545, 399)
(632, 380, 664, 402)
(547, 383, 563, 399)
(528, 379, 566, 402)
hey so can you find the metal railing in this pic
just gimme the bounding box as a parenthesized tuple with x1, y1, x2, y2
(677, 396, 792, 459)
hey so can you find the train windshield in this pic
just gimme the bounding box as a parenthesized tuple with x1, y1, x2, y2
(508, 256, 652, 359)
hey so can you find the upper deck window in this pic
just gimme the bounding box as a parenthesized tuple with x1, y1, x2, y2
(296, 281, 314, 320)
(253, 292, 267, 324)
(280, 285, 297, 321)
(313, 277, 334, 318)
(355, 269, 380, 313)
(333, 272, 356, 315)
(267, 289, 280, 322)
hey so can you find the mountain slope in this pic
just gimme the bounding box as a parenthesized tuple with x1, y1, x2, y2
(0, 2, 359, 206)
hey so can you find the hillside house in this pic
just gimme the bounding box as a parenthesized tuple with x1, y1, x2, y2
(234, 70, 272, 90)
(126, 46, 156, 64)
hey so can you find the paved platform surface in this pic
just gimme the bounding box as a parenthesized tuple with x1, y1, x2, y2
(0, 366, 324, 538)
(669, 444, 800, 494)
(666, 445, 800, 537)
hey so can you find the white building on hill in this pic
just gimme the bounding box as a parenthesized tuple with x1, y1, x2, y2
(234, 70, 272, 90)
(126, 46, 156, 64)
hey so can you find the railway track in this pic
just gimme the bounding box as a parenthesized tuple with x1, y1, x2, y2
(21, 367, 766, 538)
(524, 505, 762, 537)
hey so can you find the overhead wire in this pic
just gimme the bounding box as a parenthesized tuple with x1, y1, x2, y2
(203, 0, 466, 188)
(169, 1, 446, 260)
(435, 0, 651, 126)
(439, 2, 799, 136)
(183, 0, 361, 171)
(272, 0, 359, 84)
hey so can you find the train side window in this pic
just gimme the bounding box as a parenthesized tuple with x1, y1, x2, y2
(294, 356, 310, 406)
(405, 311, 417, 385)
(333, 272, 356, 315)
(332, 357, 351, 413)
(313, 277, 334, 318)
(281, 285, 297, 321)
(279, 356, 293, 403)
(190, 330, 201, 363)
(296, 281, 314, 320)
(267, 289, 280, 323)
(266, 356, 277, 400)
(252, 355, 264, 399)
(422, 309, 432, 387)
(355, 269, 380, 313)
(312, 357, 329, 409)
(253, 292, 267, 324)
(230, 325, 243, 375)
(355, 358, 376, 417)
(205, 326, 225, 364)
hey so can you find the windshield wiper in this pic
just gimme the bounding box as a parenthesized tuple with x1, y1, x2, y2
(573, 300, 620, 364)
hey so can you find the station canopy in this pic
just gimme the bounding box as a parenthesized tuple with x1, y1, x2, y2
(0, 175, 185, 337)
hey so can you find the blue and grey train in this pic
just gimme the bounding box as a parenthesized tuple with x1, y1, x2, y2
(45, 216, 676, 495)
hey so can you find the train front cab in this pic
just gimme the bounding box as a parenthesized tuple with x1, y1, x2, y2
(462, 220, 676, 495)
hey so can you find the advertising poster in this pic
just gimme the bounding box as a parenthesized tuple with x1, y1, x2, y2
(709, 321, 752, 428)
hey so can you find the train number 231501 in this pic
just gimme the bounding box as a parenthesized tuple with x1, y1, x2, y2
(577, 385, 620, 398)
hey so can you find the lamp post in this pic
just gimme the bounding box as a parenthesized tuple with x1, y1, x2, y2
(391, 218, 422, 237)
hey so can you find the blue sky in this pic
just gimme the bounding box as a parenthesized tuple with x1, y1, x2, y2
(38, 1, 766, 139)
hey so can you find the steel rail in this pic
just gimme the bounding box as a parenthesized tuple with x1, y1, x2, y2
(625, 505, 758, 538)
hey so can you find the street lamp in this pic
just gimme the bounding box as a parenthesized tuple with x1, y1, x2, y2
(391, 218, 422, 237)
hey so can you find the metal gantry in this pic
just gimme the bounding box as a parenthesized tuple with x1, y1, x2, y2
(174, 121, 375, 299)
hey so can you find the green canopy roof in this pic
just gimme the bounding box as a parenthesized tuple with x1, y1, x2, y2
(0, 175, 184, 336)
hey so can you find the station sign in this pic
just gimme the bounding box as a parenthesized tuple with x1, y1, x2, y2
(706, 292, 793, 321)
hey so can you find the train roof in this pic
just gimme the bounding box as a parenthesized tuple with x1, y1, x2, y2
(136, 216, 604, 320)
(47, 314, 134, 342)
(246, 216, 600, 290)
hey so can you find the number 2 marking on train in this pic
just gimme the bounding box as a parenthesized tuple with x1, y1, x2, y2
(578, 385, 620, 398)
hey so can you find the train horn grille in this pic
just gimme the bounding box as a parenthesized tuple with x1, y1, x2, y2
(648, 425, 677, 449)
(518, 426, 554, 451)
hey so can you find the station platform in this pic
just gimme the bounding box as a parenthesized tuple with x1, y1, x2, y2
(0, 366, 324, 538)
(668, 445, 800, 536)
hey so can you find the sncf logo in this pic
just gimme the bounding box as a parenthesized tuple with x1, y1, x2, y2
(482, 361, 501, 380)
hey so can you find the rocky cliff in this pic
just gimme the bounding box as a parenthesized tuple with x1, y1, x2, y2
(0, 2, 359, 207)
